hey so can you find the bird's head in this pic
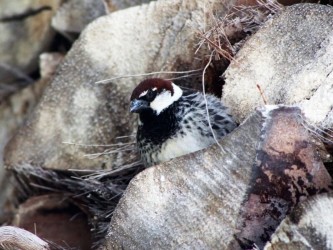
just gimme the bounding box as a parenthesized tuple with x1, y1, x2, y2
(130, 78, 183, 115)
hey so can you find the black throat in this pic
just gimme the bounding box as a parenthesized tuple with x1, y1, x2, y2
(138, 102, 180, 145)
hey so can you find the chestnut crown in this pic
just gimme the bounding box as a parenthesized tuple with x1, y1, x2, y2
(130, 78, 183, 115)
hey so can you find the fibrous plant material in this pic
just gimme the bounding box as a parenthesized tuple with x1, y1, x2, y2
(12, 160, 144, 248)
(198, 0, 283, 61)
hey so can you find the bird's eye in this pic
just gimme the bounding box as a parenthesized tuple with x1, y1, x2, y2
(145, 89, 157, 102)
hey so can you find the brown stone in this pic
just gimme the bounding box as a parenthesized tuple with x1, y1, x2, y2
(13, 194, 92, 250)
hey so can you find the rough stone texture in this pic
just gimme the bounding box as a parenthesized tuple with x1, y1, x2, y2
(0, 78, 50, 223)
(223, 4, 333, 129)
(52, 0, 107, 35)
(0, 0, 62, 84)
(277, 0, 317, 5)
(0, 52, 62, 224)
(13, 194, 92, 250)
(103, 0, 153, 12)
(4, 0, 237, 170)
(39, 52, 64, 79)
(102, 106, 331, 249)
(264, 192, 333, 250)
(103, 108, 261, 250)
(231, 106, 331, 249)
(0, 226, 50, 250)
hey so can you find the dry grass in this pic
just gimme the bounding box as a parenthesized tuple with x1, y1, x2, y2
(12, 139, 144, 248)
(197, 0, 284, 61)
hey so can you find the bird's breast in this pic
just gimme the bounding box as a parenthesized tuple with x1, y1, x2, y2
(153, 130, 214, 164)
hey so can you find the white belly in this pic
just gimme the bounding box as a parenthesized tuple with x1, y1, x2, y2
(152, 132, 214, 164)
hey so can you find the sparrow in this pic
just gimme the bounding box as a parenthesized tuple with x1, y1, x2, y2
(130, 78, 237, 167)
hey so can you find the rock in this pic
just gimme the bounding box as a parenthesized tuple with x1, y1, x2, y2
(264, 192, 333, 250)
(4, 0, 238, 170)
(39, 52, 64, 79)
(0, 0, 62, 85)
(11, 163, 145, 247)
(12, 194, 92, 250)
(231, 106, 331, 249)
(277, 0, 317, 5)
(51, 0, 158, 39)
(0, 226, 50, 250)
(0, 50, 61, 223)
(102, 106, 331, 249)
(103, 0, 154, 12)
(0, 77, 51, 223)
(52, 0, 107, 37)
(223, 4, 333, 129)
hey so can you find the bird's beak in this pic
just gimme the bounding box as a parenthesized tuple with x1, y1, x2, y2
(130, 99, 149, 113)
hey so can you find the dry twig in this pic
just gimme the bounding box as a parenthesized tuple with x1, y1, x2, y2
(198, 0, 283, 61)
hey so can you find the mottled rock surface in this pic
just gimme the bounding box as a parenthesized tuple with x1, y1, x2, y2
(0, 52, 62, 223)
(104, 108, 261, 250)
(52, 0, 107, 35)
(0, 0, 61, 84)
(102, 106, 331, 249)
(103, 0, 153, 12)
(4, 0, 237, 170)
(39, 52, 64, 79)
(265, 193, 333, 250)
(223, 4, 333, 128)
(231, 106, 331, 249)
(0, 78, 51, 223)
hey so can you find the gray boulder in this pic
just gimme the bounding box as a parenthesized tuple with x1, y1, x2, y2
(223, 4, 333, 128)
(103, 106, 331, 249)
(52, 0, 107, 36)
(0, 0, 61, 85)
(4, 0, 236, 170)
(265, 193, 333, 250)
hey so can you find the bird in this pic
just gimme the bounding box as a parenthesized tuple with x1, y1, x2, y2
(130, 78, 237, 167)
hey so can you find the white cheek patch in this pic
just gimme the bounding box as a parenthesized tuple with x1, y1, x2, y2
(150, 83, 183, 115)
(139, 90, 148, 98)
